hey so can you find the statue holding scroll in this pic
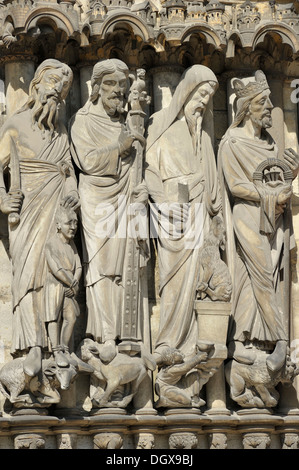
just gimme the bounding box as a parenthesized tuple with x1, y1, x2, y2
(0, 59, 79, 380)
(218, 71, 299, 405)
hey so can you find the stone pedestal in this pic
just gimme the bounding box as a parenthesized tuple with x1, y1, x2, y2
(195, 300, 231, 415)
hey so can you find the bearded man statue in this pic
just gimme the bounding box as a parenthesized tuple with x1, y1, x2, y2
(0, 59, 79, 377)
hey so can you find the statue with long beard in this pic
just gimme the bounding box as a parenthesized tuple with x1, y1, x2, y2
(0, 59, 79, 380)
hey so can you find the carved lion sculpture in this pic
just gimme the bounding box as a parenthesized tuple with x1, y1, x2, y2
(196, 216, 232, 302)
(225, 351, 299, 408)
(0, 356, 78, 407)
(79, 338, 156, 408)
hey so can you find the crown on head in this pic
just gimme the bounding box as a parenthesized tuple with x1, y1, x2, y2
(233, 70, 269, 99)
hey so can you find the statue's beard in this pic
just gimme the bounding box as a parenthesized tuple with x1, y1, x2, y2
(102, 94, 125, 117)
(251, 114, 272, 130)
(31, 91, 60, 139)
(184, 104, 204, 155)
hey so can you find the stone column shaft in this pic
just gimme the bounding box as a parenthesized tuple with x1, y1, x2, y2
(5, 60, 35, 117)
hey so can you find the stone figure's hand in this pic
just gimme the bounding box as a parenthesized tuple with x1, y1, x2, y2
(284, 148, 299, 178)
(0, 192, 23, 215)
(65, 287, 74, 298)
(61, 195, 80, 210)
(169, 203, 190, 231)
(70, 279, 79, 296)
(196, 351, 208, 363)
(277, 184, 292, 206)
(132, 182, 148, 205)
(118, 127, 136, 156)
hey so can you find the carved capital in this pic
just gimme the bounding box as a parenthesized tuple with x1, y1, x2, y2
(93, 433, 123, 449)
(168, 432, 198, 449)
(281, 433, 299, 449)
(14, 433, 46, 449)
(242, 432, 271, 449)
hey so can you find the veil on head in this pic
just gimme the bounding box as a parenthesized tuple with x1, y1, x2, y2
(146, 64, 221, 217)
(146, 64, 219, 151)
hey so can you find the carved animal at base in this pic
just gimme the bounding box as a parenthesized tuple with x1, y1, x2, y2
(79, 338, 156, 408)
(196, 216, 232, 302)
(0, 356, 78, 407)
(225, 351, 298, 408)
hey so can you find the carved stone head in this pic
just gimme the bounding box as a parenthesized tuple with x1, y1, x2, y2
(56, 204, 78, 242)
(90, 59, 129, 116)
(19, 59, 73, 138)
(232, 70, 273, 130)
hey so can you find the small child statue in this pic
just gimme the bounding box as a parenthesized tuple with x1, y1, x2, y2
(44, 203, 82, 368)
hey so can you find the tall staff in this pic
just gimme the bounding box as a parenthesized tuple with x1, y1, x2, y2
(120, 69, 150, 355)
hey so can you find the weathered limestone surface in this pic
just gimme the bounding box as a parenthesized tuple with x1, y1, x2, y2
(0, 0, 298, 450)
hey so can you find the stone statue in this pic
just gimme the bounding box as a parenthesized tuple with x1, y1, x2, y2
(154, 341, 215, 408)
(196, 215, 232, 302)
(145, 64, 222, 364)
(0, 59, 79, 381)
(0, 356, 78, 408)
(79, 338, 155, 409)
(218, 70, 299, 405)
(225, 349, 298, 408)
(70, 59, 153, 409)
(128, 68, 151, 112)
(44, 203, 82, 368)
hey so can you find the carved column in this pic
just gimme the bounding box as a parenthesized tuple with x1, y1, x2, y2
(208, 432, 227, 449)
(78, 64, 93, 107)
(267, 76, 285, 158)
(150, 66, 184, 112)
(62, 67, 82, 126)
(4, 56, 36, 117)
(135, 432, 155, 449)
(57, 433, 78, 449)
(279, 77, 299, 414)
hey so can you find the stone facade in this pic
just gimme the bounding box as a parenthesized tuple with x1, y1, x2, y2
(0, 0, 298, 450)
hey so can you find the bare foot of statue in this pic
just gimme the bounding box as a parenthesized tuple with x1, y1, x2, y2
(266, 340, 287, 372)
(100, 340, 116, 364)
(23, 346, 42, 377)
(230, 341, 256, 365)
